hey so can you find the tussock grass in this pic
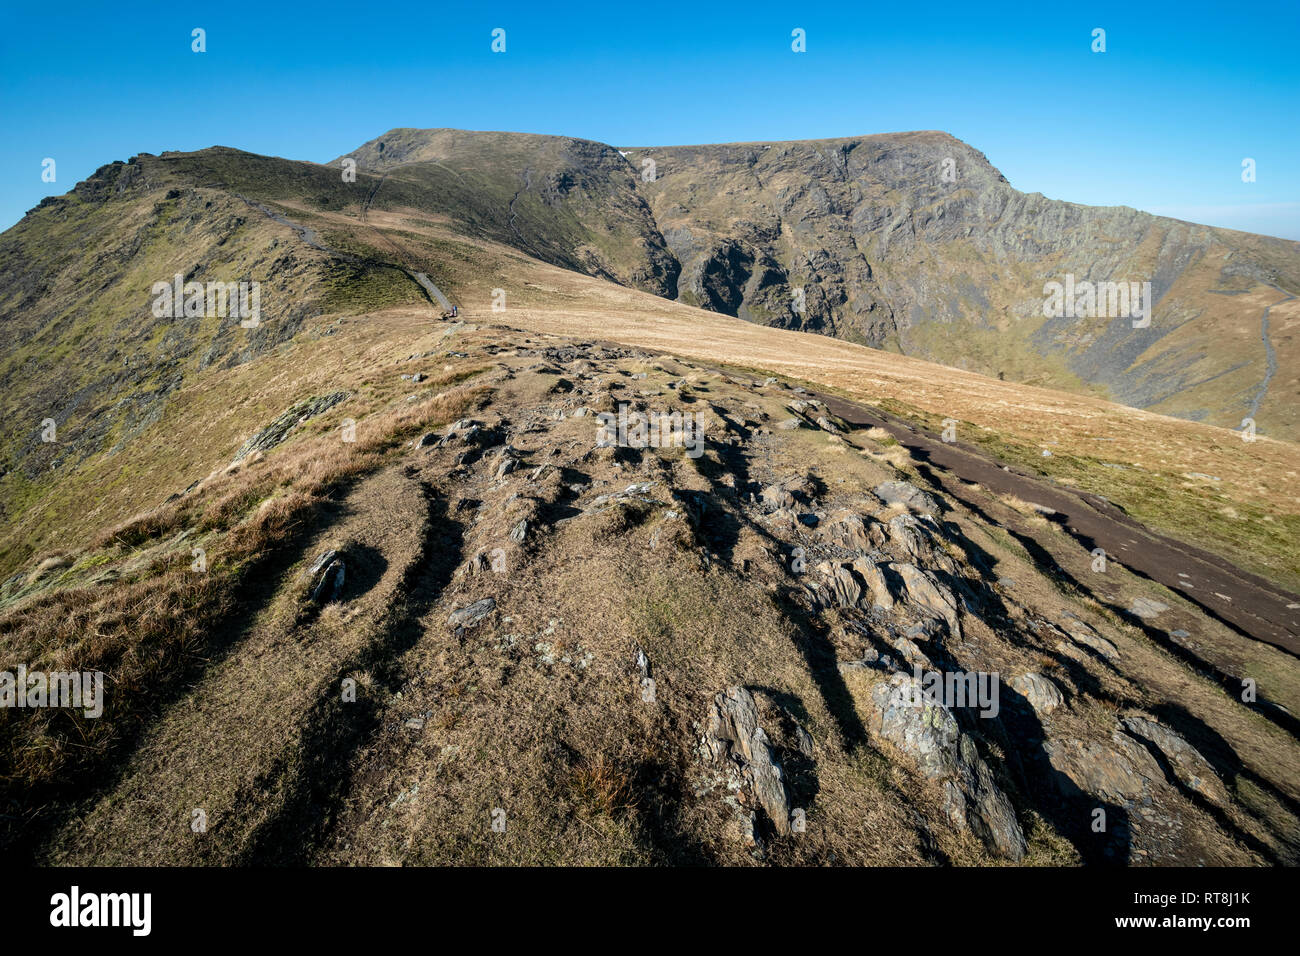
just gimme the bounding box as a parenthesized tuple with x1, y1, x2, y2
(0, 378, 487, 832)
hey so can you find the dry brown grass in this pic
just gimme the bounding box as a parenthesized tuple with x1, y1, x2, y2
(0, 555, 230, 800)
(568, 753, 637, 819)
(0, 377, 488, 818)
(6, 306, 1299, 865)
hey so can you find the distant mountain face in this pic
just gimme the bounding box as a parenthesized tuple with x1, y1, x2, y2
(338, 128, 1299, 437)
(622, 131, 1300, 435)
(339, 128, 679, 296)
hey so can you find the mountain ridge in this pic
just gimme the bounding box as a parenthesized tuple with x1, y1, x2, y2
(2, 139, 1299, 866)
(335, 126, 1299, 439)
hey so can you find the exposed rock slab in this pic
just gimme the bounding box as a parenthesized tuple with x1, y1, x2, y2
(702, 687, 792, 836)
(874, 480, 940, 516)
(868, 672, 1025, 860)
(1121, 716, 1229, 807)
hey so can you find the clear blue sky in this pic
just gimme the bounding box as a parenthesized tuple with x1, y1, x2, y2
(2, 0, 1296, 238)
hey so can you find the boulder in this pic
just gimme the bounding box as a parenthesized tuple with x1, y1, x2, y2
(884, 630, 930, 666)
(873, 480, 940, 516)
(1009, 672, 1064, 716)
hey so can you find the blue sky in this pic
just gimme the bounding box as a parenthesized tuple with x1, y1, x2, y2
(1, 0, 1296, 238)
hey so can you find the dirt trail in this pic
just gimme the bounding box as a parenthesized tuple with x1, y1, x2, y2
(414, 271, 452, 310)
(237, 195, 336, 256)
(816, 392, 1300, 656)
(507, 167, 532, 249)
(359, 173, 386, 221)
(1246, 285, 1293, 422)
(240, 195, 455, 311)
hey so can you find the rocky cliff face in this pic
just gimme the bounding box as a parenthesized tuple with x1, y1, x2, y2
(626, 131, 1300, 435)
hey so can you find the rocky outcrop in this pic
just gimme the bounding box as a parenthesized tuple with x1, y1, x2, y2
(1120, 716, 1229, 807)
(816, 510, 885, 552)
(813, 561, 863, 610)
(869, 672, 1026, 860)
(235, 392, 348, 462)
(1045, 717, 1227, 810)
(1045, 734, 1158, 804)
(700, 687, 793, 838)
(888, 562, 961, 638)
(851, 556, 894, 610)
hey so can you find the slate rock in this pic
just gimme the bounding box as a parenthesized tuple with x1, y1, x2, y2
(889, 562, 961, 638)
(1120, 716, 1229, 806)
(869, 673, 1026, 860)
(449, 598, 497, 629)
(702, 687, 792, 836)
(873, 480, 940, 516)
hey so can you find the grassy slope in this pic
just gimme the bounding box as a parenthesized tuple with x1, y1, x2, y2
(2, 147, 1296, 600)
(7, 331, 1297, 865)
